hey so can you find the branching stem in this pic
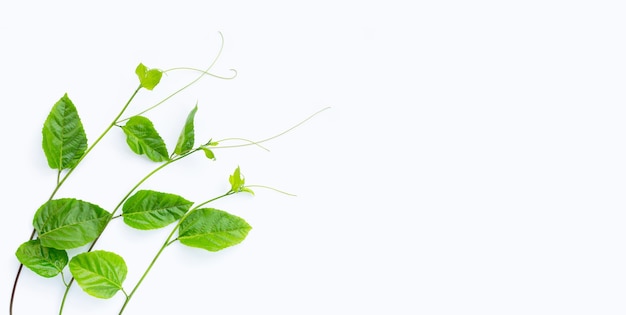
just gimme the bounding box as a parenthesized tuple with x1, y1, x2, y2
(118, 191, 233, 315)
(9, 85, 142, 315)
(117, 32, 233, 124)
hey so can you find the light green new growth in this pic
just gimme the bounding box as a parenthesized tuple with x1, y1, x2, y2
(9, 32, 327, 315)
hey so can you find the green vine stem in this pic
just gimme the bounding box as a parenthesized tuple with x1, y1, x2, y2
(59, 105, 326, 313)
(14, 34, 234, 314)
(117, 191, 233, 315)
(116, 32, 235, 124)
(209, 106, 331, 150)
(57, 149, 195, 314)
(9, 84, 141, 315)
(56, 106, 322, 313)
(117, 179, 296, 315)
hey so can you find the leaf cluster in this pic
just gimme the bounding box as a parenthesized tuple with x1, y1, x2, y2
(13, 61, 265, 314)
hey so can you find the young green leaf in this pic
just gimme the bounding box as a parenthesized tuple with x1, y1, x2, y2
(174, 105, 198, 155)
(135, 63, 163, 90)
(42, 93, 88, 170)
(15, 240, 68, 278)
(69, 250, 127, 299)
(178, 208, 252, 252)
(122, 190, 193, 230)
(228, 166, 253, 194)
(121, 116, 169, 162)
(240, 187, 255, 195)
(229, 166, 244, 192)
(202, 148, 216, 160)
(201, 140, 218, 160)
(33, 198, 111, 250)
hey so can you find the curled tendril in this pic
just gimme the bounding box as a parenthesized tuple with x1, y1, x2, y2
(117, 31, 234, 124)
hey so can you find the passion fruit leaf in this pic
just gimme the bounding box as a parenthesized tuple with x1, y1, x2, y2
(123, 190, 193, 230)
(135, 63, 163, 90)
(69, 250, 127, 299)
(42, 93, 88, 170)
(174, 105, 198, 155)
(178, 208, 252, 252)
(228, 166, 245, 192)
(121, 116, 169, 162)
(33, 198, 111, 250)
(202, 148, 216, 160)
(15, 240, 68, 278)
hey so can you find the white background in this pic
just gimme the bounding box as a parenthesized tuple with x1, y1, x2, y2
(1, 1, 626, 314)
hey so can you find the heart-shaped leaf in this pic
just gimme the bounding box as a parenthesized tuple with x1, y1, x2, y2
(135, 63, 163, 90)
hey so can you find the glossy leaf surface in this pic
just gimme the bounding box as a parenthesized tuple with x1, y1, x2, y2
(135, 63, 163, 90)
(174, 105, 198, 155)
(42, 93, 88, 170)
(178, 208, 251, 252)
(123, 190, 193, 230)
(15, 240, 68, 278)
(69, 250, 127, 299)
(33, 198, 111, 249)
(121, 116, 169, 162)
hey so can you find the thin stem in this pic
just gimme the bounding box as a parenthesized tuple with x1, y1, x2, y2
(57, 158, 176, 314)
(60, 271, 69, 287)
(10, 85, 142, 315)
(56, 45, 241, 308)
(118, 107, 329, 313)
(211, 107, 331, 150)
(117, 225, 174, 315)
(57, 146, 203, 314)
(190, 191, 234, 210)
(163, 66, 237, 81)
(117, 32, 232, 124)
(245, 184, 297, 196)
(51, 85, 142, 199)
(9, 266, 23, 315)
(118, 191, 232, 315)
(211, 137, 270, 151)
(58, 280, 71, 315)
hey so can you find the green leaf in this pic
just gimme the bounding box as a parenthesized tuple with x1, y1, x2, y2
(121, 116, 169, 162)
(123, 190, 193, 230)
(229, 166, 247, 192)
(202, 148, 216, 160)
(33, 198, 111, 250)
(135, 63, 163, 90)
(241, 187, 255, 195)
(42, 93, 88, 170)
(15, 240, 68, 278)
(69, 250, 127, 299)
(178, 208, 252, 252)
(174, 105, 198, 155)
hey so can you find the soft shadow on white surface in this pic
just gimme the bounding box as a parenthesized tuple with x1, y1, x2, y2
(1, 1, 626, 315)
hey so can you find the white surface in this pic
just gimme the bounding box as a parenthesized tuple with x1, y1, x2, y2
(1, 1, 626, 314)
